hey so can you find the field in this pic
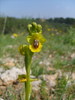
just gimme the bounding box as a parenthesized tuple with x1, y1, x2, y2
(0, 17, 75, 100)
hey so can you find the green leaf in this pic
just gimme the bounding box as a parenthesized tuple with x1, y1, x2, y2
(18, 74, 26, 80)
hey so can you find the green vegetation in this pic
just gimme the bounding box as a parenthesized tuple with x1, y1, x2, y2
(0, 17, 75, 99)
(1, 17, 75, 34)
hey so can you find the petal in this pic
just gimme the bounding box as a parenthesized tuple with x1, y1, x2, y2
(32, 34, 46, 43)
(29, 42, 42, 52)
(26, 36, 32, 42)
(27, 33, 46, 45)
(18, 45, 28, 55)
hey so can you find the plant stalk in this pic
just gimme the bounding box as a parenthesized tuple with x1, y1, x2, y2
(24, 48, 33, 100)
(25, 66, 31, 100)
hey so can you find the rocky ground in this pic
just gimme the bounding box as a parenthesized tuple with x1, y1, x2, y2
(0, 56, 75, 100)
(0, 46, 75, 99)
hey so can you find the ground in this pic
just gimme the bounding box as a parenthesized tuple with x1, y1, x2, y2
(0, 27, 75, 100)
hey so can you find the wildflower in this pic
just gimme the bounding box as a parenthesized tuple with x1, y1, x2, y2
(18, 22, 46, 100)
(13, 33, 18, 37)
(11, 33, 18, 39)
(27, 22, 42, 35)
(27, 33, 46, 52)
(18, 22, 46, 54)
(18, 45, 27, 55)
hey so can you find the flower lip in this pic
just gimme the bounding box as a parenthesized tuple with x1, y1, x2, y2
(33, 39, 39, 49)
(29, 42, 42, 52)
(27, 33, 46, 52)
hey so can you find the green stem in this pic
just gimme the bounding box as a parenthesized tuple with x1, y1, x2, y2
(24, 48, 33, 100)
(25, 66, 31, 100)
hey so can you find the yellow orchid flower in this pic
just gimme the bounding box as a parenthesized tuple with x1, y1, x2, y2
(18, 22, 46, 100)
(27, 33, 46, 52)
(18, 45, 28, 55)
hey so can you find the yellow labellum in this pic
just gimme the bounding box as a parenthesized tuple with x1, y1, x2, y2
(29, 42, 42, 52)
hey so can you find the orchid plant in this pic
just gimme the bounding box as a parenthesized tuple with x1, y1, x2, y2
(18, 22, 46, 100)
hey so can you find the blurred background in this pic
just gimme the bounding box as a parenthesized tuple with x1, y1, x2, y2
(0, 0, 75, 100)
